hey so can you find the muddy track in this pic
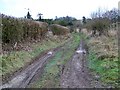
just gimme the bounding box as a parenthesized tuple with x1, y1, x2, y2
(60, 39, 104, 88)
(1, 37, 104, 89)
(1, 37, 72, 89)
(1, 50, 55, 88)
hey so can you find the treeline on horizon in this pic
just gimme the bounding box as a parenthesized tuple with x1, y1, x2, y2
(0, 14, 72, 50)
(1, 13, 77, 44)
(1, 7, 120, 51)
(1, 13, 73, 52)
(82, 8, 119, 36)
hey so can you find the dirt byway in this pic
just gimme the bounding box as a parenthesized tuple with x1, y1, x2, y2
(1, 38, 103, 89)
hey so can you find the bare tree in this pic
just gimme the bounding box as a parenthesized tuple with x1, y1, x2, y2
(37, 13, 43, 21)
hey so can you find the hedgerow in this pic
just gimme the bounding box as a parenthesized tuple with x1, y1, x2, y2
(1, 14, 48, 45)
(49, 24, 70, 35)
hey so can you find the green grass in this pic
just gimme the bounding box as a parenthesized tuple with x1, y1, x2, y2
(29, 33, 81, 88)
(83, 29, 119, 88)
(1, 37, 69, 77)
(88, 44, 119, 88)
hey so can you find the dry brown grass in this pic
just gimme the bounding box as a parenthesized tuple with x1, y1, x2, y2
(107, 30, 117, 37)
(87, 29, 118, 87)
(88, 31, 118, 59)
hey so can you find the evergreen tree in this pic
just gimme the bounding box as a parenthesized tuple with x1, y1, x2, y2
(27, 11, 31, 19)
(82, 16, 86, 24)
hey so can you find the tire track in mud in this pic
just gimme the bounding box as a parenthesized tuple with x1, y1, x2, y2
(1, 38, 72, 89)
(1, 36, 104, 88)
(61, 39, 103, 88)
(1, 51, 55, 88)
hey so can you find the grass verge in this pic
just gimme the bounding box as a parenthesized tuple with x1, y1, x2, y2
(88, 51, 118, 87)
(87, 31, 118, 88)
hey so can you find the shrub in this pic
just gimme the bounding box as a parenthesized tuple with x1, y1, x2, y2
(85, 18, 110, 36)
(49, 24, 70, 35)
(92, 18, 110, 36)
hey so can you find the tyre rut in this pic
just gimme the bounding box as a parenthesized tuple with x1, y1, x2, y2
(61, 39, 103, 88)
(1, 38, 72, 89)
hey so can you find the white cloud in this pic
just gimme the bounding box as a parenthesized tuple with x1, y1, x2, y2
(0, 0, 119, 19)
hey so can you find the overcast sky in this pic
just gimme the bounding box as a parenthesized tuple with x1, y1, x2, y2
(0, 0, 119, 19)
